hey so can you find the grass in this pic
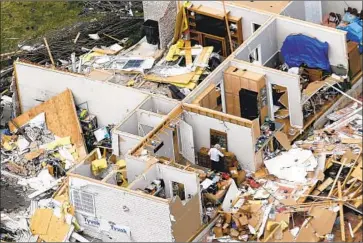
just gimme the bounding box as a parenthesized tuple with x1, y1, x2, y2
(0, 1, 93, 53)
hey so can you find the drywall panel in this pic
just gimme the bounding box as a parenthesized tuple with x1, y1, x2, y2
(183, 111, 256, 171)
(14, 62, 148, 127)
(69, 177, 173, 242)
(321, 1, 362, 16)
(129, 164, 158, 190)
(117, 112, 138, 135)
(136, 110, 164, 128)
(158, 163, 200, 199)
(275, 17, 348, 69)
(280, 1, 306, 21)
(304, 1, 323, 24)
(125, 155, 148, 183)
(154, 128, 175, 160)
(231, 59, 303, 128)
(139, 96, 179, 115)
(118, 133, 142, 156)
(191, 1, 272, 41)
(234, 18, 278, 65)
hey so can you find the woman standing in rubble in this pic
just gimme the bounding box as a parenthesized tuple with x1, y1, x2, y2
(208, 144, 224, 172)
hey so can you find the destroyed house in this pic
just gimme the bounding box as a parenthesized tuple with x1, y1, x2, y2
(5, 0, 363, 242)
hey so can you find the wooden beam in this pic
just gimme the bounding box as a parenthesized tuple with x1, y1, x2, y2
(328, 157, 347, 197)
(338, 181, 346, 242)
(43, 38, 55, 67)
(221, 0, 234, 54)
(352, 220, 362, 237)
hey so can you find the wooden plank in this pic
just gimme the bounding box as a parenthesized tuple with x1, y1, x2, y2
(185, 40, 192, 66)
(338, 181, 346, 242)
(9, 89, 87, 161)
(144, 72, 195, 84)
(328, 156, 348, 197)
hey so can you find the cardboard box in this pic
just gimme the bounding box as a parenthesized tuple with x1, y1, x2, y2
(237, 170, 246, 185)
(213, 226, 223, 238)
(229, 167, 238, 178)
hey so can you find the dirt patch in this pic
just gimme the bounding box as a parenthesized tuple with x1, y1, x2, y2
(0, 177, 29, 213)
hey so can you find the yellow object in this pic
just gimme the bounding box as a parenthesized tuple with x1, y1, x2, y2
(116, 171, 128, 187)
(166, 44, 182, 61)
(79, 109, 88, 120)
(3, 141, 14, 151)
(91, 158, 108, 175)
(116, 159, 126, 169)
(183, 1, 192, 8)
(127, 80, 135, 87)
(81, 52, 103, 62)
(46, 137, 71, 150)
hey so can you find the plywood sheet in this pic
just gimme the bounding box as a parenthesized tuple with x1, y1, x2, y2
(309, 206, 337, 235)
(40, 214, 72, 242)
(185, 40, 192, 66)
(30, 208, 53, 235)
(274, 131, 292, 150)
(9, 89, 87, 161)
(351, 158, 362, 181)
(170, 194, 202, 242)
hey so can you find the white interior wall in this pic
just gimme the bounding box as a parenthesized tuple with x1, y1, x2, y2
(125, 155, 148, 183)
(321, 1, 362, 16)
(182, 111, 256, 171)
(117, 132, 142, 156)
(230, 60, 303, 128)
(234, 18, 278, 65)
(129, 165, 158, 190)
(280, 1, 306, 21)
(154, 128, 175, 160)
(158, 164, 200, 200)
(275, 17, 348, 69)
(14, 62, 148, 127)
(139, 96, 179, 115)
(304, 1, 323, 24)
(191, 1, 272, 41)
(117, 112, 139, 135)
(69, 177, 173, 242)
(136, 110, 165, 128)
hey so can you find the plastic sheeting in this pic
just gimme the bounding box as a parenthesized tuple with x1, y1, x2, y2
(281, 34, 331, 72)
(337, 21, 363, 53)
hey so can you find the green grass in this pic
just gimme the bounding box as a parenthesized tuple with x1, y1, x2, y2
(1, 1, 93, 53)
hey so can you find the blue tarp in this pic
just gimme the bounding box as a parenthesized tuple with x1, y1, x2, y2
(337, 21, 363, 53)
(281, 34, 331, 72)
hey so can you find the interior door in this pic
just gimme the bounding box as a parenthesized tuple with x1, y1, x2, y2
(179, 120, 196, 164)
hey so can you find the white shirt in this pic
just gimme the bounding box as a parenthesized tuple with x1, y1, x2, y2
(208, 148, 224, 162)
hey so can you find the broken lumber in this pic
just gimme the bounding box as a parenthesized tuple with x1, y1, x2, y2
(338, 181, 346, 242)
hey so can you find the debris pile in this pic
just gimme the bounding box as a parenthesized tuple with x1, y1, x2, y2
(202, 98, 362, 242)
(1, 113, 78, 179)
